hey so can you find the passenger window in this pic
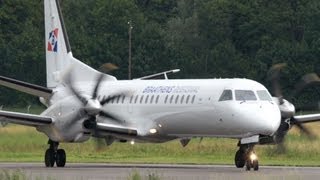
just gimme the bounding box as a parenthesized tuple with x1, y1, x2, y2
(170, 95, 174, 104)
(186, 95, 190, 104)
(111, 96, 115, 104)
(191, 95, 196, 103)
(175, 95, 179, 104)
(145, 95, 149, 104)
(129, 96, 134, 104)
(150, 95, 154, 104)
(156, 95, 160, 104)
(140, 95, 144, 104)
(122, 96, 125, 103)
(106, 96, 111, 104)
(219, 90, 233, 101)
(257, 90, 272, 101)
(134, 95, 139, 104)
(164, 95, 169, 104)
(180, 95, 185, 104)
(235, 90, 257, 101)
(117, 96, 121, 104)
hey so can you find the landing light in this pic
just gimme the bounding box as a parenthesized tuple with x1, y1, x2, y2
(250, 153, 257, 161)
(149, 128, 157, 134)
(130, 140, 135, 145)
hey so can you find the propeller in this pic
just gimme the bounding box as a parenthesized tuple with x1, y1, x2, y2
(99, 63, 119, 73)
(65, 63, 126, 150)
(294, 73, 320, 95)
(66, 73, 123, 125)
(268, 63, 287, 104)
(268, 63, 319, 152)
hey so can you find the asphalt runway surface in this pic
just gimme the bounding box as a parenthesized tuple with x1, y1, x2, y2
(0, 163, 319, 180)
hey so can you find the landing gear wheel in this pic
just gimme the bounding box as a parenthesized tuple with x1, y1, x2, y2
(45, 149, 55, 167)
(245, 159, 259, 171)
(235, 150, 245, 168)
(45, 140, 67, 168)
(253, 160, 259, 171)
(245, 160, 251, 171)
(56, 149, 66, 167)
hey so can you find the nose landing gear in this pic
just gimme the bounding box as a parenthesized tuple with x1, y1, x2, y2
(246, 151, 259, 171)
(234, 144, 259, 171)
(44, 140, 66, 167)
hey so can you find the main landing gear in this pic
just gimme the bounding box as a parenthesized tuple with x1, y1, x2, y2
(234, 143, 259, 171)
(44, 140, 66, 167)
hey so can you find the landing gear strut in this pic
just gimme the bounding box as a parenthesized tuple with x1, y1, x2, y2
(234, 143, 259, 171)
(44, 140, 66, 167)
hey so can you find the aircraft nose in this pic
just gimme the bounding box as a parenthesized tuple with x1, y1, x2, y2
(262, 106, 281, 135)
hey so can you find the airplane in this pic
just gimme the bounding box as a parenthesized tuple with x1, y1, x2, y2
(0, 0, 319, 171)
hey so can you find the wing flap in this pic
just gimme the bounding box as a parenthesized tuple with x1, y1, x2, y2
(0, 76, 52, 99)
(294, 113, 320, 123)
(0, 110, 52, 126)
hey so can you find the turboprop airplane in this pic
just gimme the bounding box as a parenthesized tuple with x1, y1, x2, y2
(0, 0, 320, 171)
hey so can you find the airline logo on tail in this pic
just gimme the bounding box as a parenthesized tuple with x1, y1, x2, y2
(47, 28, 59, 52)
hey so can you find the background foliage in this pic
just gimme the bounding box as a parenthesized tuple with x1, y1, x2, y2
(0, 0, 319, 106)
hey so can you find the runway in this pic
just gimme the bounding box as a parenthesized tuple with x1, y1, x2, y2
(1, 163, 320, 180)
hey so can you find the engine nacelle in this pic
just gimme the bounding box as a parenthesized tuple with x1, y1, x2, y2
(259, 119, 291, 145)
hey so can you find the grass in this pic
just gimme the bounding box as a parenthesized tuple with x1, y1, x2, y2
(0, 169, 59, 180)
(0, 106, 320, 166)
(0, 124, 320, 166)
(0, 170, 27, 180)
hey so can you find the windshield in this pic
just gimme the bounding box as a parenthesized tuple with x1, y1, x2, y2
(257, 90, 272, 101)
(219, 90, 233, 101)
(235, 90, 257, 101)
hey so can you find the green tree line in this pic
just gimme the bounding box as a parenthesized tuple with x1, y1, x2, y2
(0, 0, 319, 107)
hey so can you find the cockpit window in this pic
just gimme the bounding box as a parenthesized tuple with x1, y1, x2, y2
(219, 90, 233, 101)
(257, 90, 272, 101)
(235, 90, 257, 101)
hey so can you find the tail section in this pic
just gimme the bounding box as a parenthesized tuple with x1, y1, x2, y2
(44, 0, 116, 88)
(44, 0, 71, 88)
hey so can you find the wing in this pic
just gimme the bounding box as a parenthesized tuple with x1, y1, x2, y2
(0, 75, 52, 99)
(0, 110, 53, 127)
(294, 113, 320, 123)
(95, 122, 137, 137)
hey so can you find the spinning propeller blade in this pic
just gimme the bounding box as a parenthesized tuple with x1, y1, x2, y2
(268, 63, 318, 152)
(65, 63, 125, 128)
(92, 73, 105, 99)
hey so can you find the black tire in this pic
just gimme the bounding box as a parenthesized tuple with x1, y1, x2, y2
(235, 150, 245, 168)
(245, 160, 251, 171)
(45, 149, 55, 167)
(56, 149, 66, 167)
(253, 160, 259, 171)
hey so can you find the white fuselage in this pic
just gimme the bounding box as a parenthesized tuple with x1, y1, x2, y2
(39, 78, 281, 143)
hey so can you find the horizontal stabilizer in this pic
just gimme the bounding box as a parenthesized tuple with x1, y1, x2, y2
(0, 110, 52, 127)
(0, 76, 52, 99)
